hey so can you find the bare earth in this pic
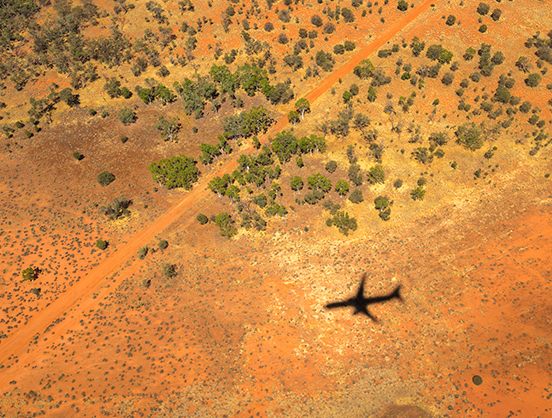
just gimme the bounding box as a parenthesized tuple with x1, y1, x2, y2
(1, 0, 552, 417)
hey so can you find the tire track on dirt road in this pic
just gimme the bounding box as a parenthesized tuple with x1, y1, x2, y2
(0, 0, 436, 388)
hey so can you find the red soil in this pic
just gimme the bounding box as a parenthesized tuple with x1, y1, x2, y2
(1, 1, 552, 416)
(0, 0, 436, 376)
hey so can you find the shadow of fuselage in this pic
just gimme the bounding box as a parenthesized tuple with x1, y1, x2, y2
(325, 274, 403, 322)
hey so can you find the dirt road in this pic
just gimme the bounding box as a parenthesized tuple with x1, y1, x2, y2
(0, 0, 436, 387)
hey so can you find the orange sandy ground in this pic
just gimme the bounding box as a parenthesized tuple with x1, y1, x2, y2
(1, 1, 552, 416)
(0, 155, 551, 417)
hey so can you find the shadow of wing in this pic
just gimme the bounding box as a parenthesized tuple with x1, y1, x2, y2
(325, 301, 351, 309)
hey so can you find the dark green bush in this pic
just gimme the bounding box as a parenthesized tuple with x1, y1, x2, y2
(97, 171, 115, 186)
(348, 189, 364, 204)
(196, 213, 209, 224)
(96, 239, 108, 250)
(325, 160, 338, 173)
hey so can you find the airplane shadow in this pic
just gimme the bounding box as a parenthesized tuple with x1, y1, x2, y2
(325, 274, 403, 322)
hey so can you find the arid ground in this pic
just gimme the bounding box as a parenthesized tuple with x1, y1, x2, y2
(1, 0, 552, 416)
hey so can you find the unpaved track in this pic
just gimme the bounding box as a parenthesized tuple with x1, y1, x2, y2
(0, 0, 435, 388)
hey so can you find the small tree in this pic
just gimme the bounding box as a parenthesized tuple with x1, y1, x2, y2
(138, 246, 149, 260)
(374, 195, 390, 211)
(397, 0, 408, 11)
(516, 56, 531, 73)
(295, 98, 310, 120)
(354, 59, 375, 79)
(441, 72, 454, 86)
(103, 77, 122, 98)
(97, 171, 115, 186)
(162, 263, 177, 278)
(525, 73, 541, 87)
(335, 180, 350, 196)
(73, 151, 84, 161)
(118, 107, 136, 125)
(101, 196, 131, 220)
(367, 86, 377, 102)
(455, 123, 484, 150)
(22, 267, 38, 281)
(325, 160, 338, 173)
(366, 164, 385, 184)
(374, 195, 391, 220)
(149, 155, 199, 189)
(307, 173, 332, 193)
(477, 2, 490, 15)
(445, 15, 456, 26)
(348, 189, 364, 204)
(158, 239, 169, 250)
(59, 88, 79, 106)
(290, 176, 304, 192)
(288, 110, 300, 126)
(196, 213, 209, 224)
(155, 116, 181, 141)
(329, 211, 357, 235)
(410, 186, 426, 201)
(311, 14, 323, 27)
(96, 239, 108, 250)
(215, 212, 237, 238)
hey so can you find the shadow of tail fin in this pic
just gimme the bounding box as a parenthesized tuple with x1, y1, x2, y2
(392, 285, 403, 302)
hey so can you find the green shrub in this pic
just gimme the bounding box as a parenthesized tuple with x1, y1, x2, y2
(215, 212, 237, 238)
(97, 171, 115, 186)
(73, 151, 84, 161)
(477, 2, 490, 15)
(525, 73, 541, 87)
(158, 239, 169, 250)
(455, 123, 484, 150)
(329, 211, 358, 235)
(410, 186, 426, 201)
(100, 196, 131, 220)
(118, 107, 136, 125)
(96, 239, 108, 250)
(348, 189, 364, 204)
(138, 246, 149, 260)
(162, 263, 177, 278)
(393, 179, 403, 189)
(120, 87, 133, 99)
(196, 213, 209, 224)
(22, 267, 37, 281)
